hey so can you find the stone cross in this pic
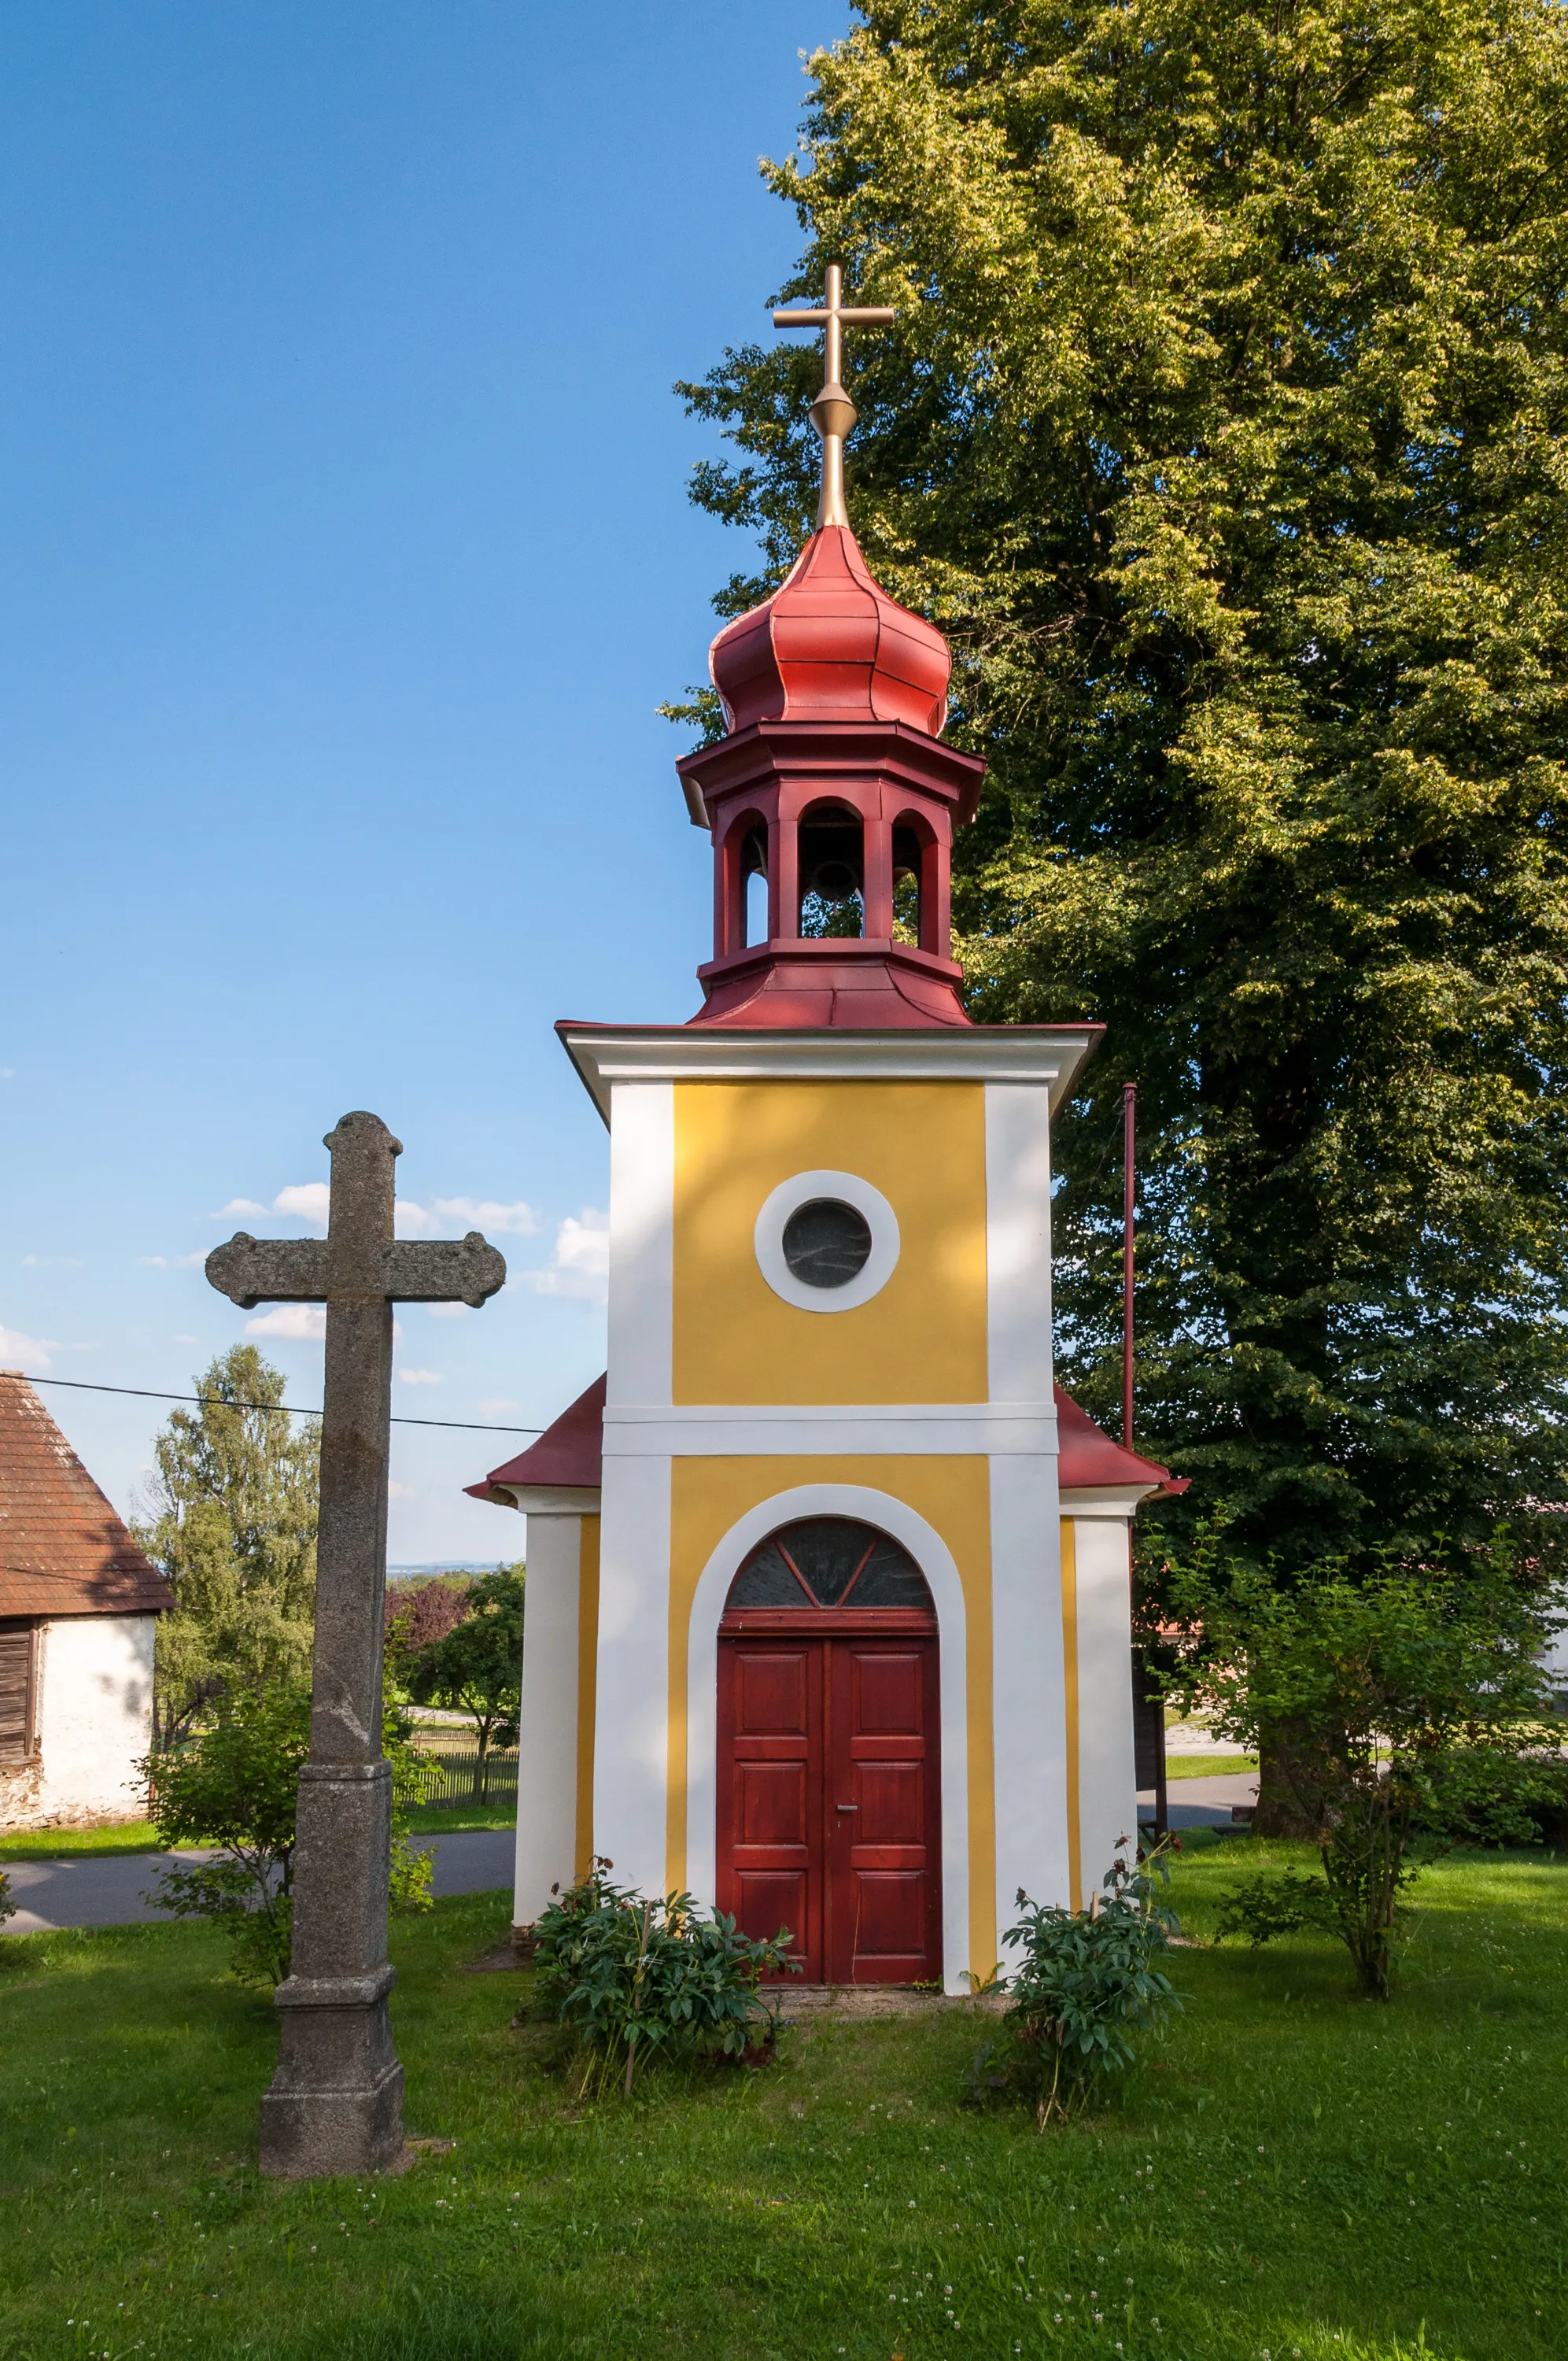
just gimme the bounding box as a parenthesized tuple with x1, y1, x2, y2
(207, 1110, 506, 2178)
(773, 260, 895, 531)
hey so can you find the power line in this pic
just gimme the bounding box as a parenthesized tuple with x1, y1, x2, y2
(0, 1370, 543, 1437)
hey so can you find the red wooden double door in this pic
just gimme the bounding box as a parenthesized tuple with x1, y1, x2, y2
(716, 1627, 941, 1983)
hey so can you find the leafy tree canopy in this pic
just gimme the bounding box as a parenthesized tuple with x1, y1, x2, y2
(134, 1346, 317, 1746)
(676, 0, 1568, 1573)
(405, 1565, 526, 1783)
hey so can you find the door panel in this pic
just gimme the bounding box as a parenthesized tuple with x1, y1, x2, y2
(718, 1628, 940, 1986)
(718, 1642, 823, 1978)
(828, 1636, 940, 1982)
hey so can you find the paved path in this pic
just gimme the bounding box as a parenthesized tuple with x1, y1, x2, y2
(1, 1827, 514, 1936)
(1139, 1768, 1260, 1830)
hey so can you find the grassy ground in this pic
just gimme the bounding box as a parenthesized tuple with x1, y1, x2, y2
(2, 1838, 1564, 2361)
(1164, 1753, 1258, 1781)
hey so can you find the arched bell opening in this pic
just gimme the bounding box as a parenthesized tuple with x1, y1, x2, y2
(891, 811, 943, 956)
(718, 810, 769, 959)
(796, 801, 865, 940)
(716, 1514, 942, 1984)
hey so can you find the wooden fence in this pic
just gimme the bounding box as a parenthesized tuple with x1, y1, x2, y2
(413, 1746, 519, 1809)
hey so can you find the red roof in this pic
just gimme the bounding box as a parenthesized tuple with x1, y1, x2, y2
(463, 1373, 607, 1506)
(0, 1373, 176, 1616)
(710, 526, 950, 737)
(1053, 1387, 1185, 1494)
(465, 1373, 1181, 1505)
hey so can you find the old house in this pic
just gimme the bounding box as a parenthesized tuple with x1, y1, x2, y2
(0, 1373, 174, 1827)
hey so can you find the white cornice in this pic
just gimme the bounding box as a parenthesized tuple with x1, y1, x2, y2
(1059, 1483, 1161, 1518)
(603, 1402, 1057, 1458)
(501, 1484, 602, 1515)
(559, 1023, 1100, 1125)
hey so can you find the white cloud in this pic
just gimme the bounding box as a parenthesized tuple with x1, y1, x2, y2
(397, 1368, 442, 1387)
(215, 1197, 267, 1219)
(0, 1069, 13, 1080)
(426, 1302, 471, 1321)
(395, 1196, 537, 1240)
(245, 1306, 327, 1342)
(478, 1398, 522, 1415)
(272, 1182, 331, 1231)
(137, 1252, 205, 1270)
(0, 1324, 58, 1370)
(174, 1334, 199, 1344)
(388, 1480, 416, 1499)
(22, 1254, 83, 1268)
(516, 1209, 610, 1302)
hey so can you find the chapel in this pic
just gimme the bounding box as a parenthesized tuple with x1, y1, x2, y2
(467, 272, 1179, 1990)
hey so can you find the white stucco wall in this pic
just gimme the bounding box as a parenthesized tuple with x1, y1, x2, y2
(1068, 1513, 1138, 1901)
(0, 1614, 157, 1829)
(513, 1513, 585, 1927)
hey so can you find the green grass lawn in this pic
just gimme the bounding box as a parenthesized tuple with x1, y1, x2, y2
(1164, 1753, 1258, 1781)
(2, 1838, 1564, 2361)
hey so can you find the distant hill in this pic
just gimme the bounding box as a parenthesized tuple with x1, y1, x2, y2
(387, 1561, 507, 1580)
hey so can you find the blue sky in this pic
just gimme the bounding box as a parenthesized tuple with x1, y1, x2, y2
(1, 0, 850, 1559)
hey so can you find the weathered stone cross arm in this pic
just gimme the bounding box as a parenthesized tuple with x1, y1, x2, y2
(206, 1229, 506, 1310)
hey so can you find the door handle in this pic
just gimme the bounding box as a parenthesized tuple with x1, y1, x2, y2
(836, 1803, 858, 1811)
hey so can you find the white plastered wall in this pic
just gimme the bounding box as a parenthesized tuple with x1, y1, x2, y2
(1067, 1509, 1138, 1898)
(983, 1080, 1071, 1924)
(595, 1079, 676, 1897)
(25, 1614, 156, 1827)
(512, 1509, 585, 1927)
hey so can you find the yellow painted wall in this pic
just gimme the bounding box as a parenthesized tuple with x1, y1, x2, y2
(665, 1455, 996, 1981)
(670, 1081, 988, 1406)
(573, 1514, 601, 1882)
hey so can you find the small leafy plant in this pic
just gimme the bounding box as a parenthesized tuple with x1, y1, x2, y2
(532, 1861, 798, 2098)
(0, 1868, 14, 1930)
(143, 1683, 433, 1983)
(969, 1844, 1183, 2128)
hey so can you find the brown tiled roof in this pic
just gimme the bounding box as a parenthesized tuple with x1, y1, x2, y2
(0, 1373, 175, 1616)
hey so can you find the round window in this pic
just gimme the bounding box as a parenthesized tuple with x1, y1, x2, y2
(753, 1169, 900, 1313)
(780, 1197, 872, 1289)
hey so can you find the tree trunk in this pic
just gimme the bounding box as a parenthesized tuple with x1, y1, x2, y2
(1250, 1717, 1335, 1838)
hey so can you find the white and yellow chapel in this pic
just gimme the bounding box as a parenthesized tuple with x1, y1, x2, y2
(467, 272, 1179, 1991)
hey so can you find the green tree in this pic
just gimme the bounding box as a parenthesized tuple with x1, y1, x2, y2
(406, 1565, 525, 1798)
(134, 1347, 318, 1749)
(673, 0, 1568, 1599)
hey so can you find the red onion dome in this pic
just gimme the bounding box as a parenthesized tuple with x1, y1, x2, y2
(709, 523, 950, 738)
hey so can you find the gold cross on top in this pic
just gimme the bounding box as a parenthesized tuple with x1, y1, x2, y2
(773, 261, 895, 531)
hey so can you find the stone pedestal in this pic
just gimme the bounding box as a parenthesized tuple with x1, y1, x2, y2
(260, 1759, 404, 2178)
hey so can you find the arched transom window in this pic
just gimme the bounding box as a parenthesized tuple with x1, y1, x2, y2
(725, 1517, 933, 1613)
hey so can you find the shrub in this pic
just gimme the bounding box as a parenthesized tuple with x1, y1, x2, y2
(144, 1683, 433, 1984)
(0, 1868, 14, 1929)
(532, 1861, 798, 2097)
(1168, 1536, 1565, 1998)
(970, 1846, 1183, 2128)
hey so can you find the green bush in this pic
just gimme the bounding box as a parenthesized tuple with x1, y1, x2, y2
(1168, 1536, 1564, 1997)
(969, 1846, 1183, 2128)
(144, 1683, 433, 1984)
(0, 1868, 14, 1929)
(532, 1862, 797, 2097)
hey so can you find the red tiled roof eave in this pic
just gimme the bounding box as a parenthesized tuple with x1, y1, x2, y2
(0, 1373, 176, 1616)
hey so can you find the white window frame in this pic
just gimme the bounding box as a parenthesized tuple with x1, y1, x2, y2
(753, 1168, 901, 1314)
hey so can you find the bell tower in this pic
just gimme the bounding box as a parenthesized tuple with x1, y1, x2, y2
(677, 265, 984, 1029)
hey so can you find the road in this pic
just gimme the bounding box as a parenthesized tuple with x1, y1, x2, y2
(1, 1827, 514, 1936)
(1138, 1769, 1260, 1830)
